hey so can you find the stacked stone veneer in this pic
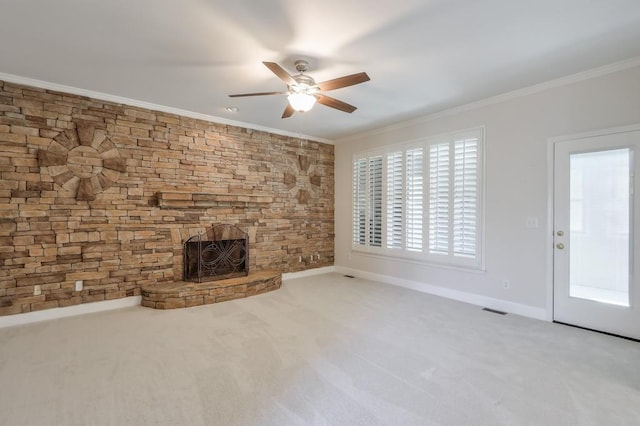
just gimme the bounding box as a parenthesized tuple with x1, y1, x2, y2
(0, 80, 334, 316)
(141, 270, 282, 309)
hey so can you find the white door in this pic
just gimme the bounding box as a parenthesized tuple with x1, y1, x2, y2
(553, 128, 640, 340)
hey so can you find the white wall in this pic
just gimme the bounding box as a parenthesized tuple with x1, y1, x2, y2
(334, 62, 640, 318)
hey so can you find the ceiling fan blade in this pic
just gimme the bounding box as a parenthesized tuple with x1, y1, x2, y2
(316, 72, 370, 92)
(281, 104, 295, 119)
(228, 91, 288, 97)
(263, 62, 296, 86)
(316, 94, 357, 113)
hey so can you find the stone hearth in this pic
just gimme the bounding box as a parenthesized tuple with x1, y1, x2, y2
(140, 271, 281, 309)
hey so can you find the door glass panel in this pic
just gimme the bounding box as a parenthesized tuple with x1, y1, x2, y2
(569, 149, 631, 307)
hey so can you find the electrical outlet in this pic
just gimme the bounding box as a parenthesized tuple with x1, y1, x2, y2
(34, 285, 41, 296)
(298, 256, 302, 263)
(502, 279, 510, 289)
(316, 253, 320, 261)
(75, 280, 83, 291)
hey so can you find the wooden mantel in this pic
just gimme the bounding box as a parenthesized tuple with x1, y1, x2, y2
(157, 191, 273, 209)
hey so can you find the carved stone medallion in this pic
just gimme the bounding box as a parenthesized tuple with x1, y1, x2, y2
(37, 122, 125, 201)
(285, 154, 321, 204)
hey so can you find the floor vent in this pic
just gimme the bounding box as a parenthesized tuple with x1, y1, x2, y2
(482, 307, 507, 315)
(343, 275, 355, 278)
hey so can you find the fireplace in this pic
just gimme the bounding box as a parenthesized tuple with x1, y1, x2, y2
(183, 224, 249, 282)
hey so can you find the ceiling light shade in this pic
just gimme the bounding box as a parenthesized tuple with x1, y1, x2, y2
(287, 93, 317, 112)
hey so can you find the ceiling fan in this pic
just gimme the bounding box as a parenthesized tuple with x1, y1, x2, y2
(229, 60, 370, 118)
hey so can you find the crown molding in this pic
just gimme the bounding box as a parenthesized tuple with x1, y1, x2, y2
(337, 56, 640, 144)
(0, 72, 333, 145)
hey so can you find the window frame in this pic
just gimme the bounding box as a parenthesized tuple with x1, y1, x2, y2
(351, 126, 485, 270)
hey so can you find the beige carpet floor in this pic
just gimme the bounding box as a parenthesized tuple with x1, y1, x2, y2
(1, 273, 639, 425)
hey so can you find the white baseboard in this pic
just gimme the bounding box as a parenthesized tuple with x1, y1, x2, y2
(1, 266, 546, 327)
(283, 266, 336, 281)
(1, 266, 335, 328)
(334, 266, 547, 321)
(0, 296, 142, 329)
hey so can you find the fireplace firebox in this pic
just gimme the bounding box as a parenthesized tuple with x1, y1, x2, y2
(183, 224, 249, 282)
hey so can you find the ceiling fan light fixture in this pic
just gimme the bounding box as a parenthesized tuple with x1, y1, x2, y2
(229, 61, 369, 118)
(288, 92, 316, 112)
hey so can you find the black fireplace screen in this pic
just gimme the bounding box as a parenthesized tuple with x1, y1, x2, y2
(183, 225, 249, 282)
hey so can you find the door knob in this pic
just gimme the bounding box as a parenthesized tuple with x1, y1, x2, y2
(556, 243, 565, 249)
(556, 230, 564, 237)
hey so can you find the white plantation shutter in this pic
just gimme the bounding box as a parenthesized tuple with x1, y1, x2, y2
(429, 143, 450, 254)
(427, 131, 483, 266)
(406, 148, 424, 252)
(368, 156, 383, 247)
(352, 127, 483, 268)
(386, 151, 404, 249)
(453, 138, 478, 258)
(352, 158, 367, 245)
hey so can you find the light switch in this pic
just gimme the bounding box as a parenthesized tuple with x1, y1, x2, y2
(525, 217, 539, 229)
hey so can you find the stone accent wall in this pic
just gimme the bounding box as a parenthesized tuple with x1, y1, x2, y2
(0, 80, 334, 316)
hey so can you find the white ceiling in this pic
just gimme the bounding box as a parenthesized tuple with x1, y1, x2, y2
(1, 0, 640, 141)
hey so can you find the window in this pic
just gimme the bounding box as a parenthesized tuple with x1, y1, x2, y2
(352, 127, 484, 268)
(368, 156, 383, 247)
(429, 136, 480, 265)
(352, 155, 383, 247)
(386, 151, 403, 249)
(406, 147, 424, 252)
(429, 142, 450, 255)
(352, 158, 366, 245)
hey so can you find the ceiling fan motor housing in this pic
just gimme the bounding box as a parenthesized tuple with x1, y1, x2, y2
(291, 74, 317, 93)
(294, 60, 310, 73)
